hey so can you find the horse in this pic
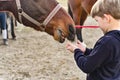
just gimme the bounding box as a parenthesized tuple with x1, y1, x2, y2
(68, 0, 97, 42)
(0, 0, 75, 43)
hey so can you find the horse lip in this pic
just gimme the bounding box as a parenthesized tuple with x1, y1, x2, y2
(57, 29, 65, 43)
(59, 33, 65, 43)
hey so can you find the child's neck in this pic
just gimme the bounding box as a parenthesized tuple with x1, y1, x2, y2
(108, 20, 120, 32)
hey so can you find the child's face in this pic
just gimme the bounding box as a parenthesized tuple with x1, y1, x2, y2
(94, 15, 109, 34)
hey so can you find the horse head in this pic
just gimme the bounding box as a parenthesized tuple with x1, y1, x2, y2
(0, 0, 76, 43)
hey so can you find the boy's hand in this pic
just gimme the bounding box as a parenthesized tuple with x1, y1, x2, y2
(66, 42, 78, 53)
(76, 40, 86, 53)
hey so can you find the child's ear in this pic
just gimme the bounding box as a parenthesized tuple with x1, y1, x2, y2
(103, 14, 111, 23)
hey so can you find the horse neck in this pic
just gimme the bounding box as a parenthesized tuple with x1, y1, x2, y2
(0, 0, 59, 30)
(82, 0, 97, 13)
(0, 0, 18, 20)
(20, 0, 58, 22)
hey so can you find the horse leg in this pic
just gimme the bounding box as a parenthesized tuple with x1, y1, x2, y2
(76, 7, 88, 42)
(15, 19, 17, 27)
(80, 8, 88, 25)
(11, 17, 16, 40)
(76, 28, 83, 41)
(6, 22, 9, 39)
(74, 6, 83, 42)
(68, 3, 82, 41)
(68, 4, 73, 18)
(68, 0, 84, 42)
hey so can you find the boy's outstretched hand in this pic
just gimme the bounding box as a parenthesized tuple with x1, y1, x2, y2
(66, 40, 86, 53)
(66, 42, 78, 53)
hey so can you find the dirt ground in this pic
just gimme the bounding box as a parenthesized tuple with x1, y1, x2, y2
(0, 0, 103, 80)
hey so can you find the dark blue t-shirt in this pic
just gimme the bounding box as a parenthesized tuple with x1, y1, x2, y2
(74, 30, 120, 80)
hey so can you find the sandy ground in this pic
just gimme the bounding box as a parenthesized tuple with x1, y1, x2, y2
(0, 0, 103, 80)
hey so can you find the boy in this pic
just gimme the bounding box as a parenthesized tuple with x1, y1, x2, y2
(66, 0, 120, 80)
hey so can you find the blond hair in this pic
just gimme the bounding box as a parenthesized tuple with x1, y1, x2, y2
(91, 0, 120, 19)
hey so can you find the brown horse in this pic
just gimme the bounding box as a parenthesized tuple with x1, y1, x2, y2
(68, 0, 97, 42)
(0, 0, 75, 43)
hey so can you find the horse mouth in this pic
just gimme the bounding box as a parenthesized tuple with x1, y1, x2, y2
(55, 26, 75, 43)
(54, 24, 75, 43)
(57, 29, 66, 43)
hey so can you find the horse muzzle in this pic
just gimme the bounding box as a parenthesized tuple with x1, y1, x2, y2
(54, 24, 75, 43)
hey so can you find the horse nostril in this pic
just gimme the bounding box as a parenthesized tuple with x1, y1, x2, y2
(69, 24, 75, 34)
